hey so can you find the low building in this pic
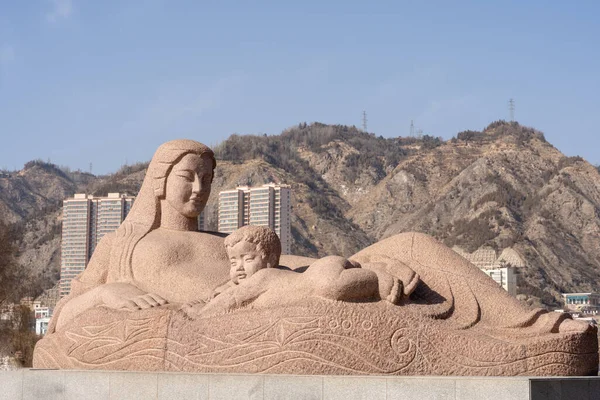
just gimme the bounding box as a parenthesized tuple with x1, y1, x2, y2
(480, 267, 517, 297)
(35, 317, 51, 336)
(34, 306, 50, 319)
(562, 293, 600, 314)
(453, 246, 522, 297)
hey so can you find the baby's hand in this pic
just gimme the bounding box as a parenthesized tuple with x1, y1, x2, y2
(184, 299, 206, 307)
(181, 299, 207, 316)
(371, 255, 419, 296)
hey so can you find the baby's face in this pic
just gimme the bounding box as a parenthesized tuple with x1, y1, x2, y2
(227, 240, 269, 284)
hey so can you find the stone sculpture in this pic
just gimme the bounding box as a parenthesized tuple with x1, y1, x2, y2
(33, 139, 598, 376)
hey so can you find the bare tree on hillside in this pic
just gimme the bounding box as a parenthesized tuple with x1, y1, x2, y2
(0, 222, 22, 307)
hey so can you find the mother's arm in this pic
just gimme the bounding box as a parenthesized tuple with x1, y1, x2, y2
(55, 282, 167, 330)
(53, 232, 166, 331)
(49, 232, 115, 332)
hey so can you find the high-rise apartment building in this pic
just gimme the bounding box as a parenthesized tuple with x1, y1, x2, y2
(218, 184, 291, 254)
(60, 193, 134, 296)
(197, 210, 206, 231)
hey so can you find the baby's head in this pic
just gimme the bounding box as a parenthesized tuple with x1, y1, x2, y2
(224, 225, 281, 284)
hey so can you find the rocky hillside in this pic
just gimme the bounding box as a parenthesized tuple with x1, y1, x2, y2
(0, 162, 78, 298)
(0, 161, 139, 298)
(2, 121, 600, 307)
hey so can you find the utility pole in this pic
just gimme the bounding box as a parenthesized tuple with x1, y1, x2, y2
(509, 98, 515, 122)
(362, 111, 368, 132)
(410, 120, 415, 137)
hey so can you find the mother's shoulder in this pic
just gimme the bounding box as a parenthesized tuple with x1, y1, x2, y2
(199, 230, 228, 238)
(142, 228, 226, 240)
(137, 228, 227, 254)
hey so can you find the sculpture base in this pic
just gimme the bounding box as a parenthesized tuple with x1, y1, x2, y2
(33, 299, 598, 376)
(2, 369, 600, 400)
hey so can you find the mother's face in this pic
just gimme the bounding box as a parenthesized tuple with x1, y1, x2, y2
(164, 153, 213, 218)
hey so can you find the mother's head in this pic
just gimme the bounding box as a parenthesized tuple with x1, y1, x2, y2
(124, 139, 216, 229)
(109, 140, 217, 281)
(150, 140, 216, 200)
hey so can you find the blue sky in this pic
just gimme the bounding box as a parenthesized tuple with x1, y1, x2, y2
(1, 0, 598, 174)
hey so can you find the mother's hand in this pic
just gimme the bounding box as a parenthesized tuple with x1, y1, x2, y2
(99, 282, 168, 310)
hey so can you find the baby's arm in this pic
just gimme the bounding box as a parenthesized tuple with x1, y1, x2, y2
(303, 256, 380, 302)
(185, 272, 271, 318)
(360, 264, 402, 304)
(351, 254, 419, 300)
(181, 281, 232, 315)
(303, 255, 416, 305)
(211, 281, 235, 299)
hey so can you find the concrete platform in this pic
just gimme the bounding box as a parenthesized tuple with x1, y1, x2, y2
(0, 370, 598, 400)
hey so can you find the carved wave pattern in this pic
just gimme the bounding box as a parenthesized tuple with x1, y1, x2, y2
(170, 313, 420, 374)
(57, 307, 421, 373)
(64, 314, 169, 369)
(51, 307, 597, 375)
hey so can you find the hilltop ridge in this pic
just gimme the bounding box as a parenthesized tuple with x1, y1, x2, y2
(2, 121, 600, 307)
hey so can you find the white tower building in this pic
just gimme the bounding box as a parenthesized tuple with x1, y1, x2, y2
(60, 193, 134, 296)
(218, 184, 292, 254)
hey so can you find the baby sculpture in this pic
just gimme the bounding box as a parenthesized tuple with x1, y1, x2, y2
(33, 139, 598, 376)
(183, 225, 412, 318)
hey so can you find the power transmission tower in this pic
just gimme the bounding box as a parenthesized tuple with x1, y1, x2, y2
(410, 120, 415, 137)
(509, 98, 515, 122)
(89, 163, 93, 174)
(362, 111, 368, 132)
(416, 129, 423, 139)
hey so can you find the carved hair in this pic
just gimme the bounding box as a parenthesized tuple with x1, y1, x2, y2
(150, 140, 216, 199)
(108, 140, 216, 282)
(224, 225, 281, 267)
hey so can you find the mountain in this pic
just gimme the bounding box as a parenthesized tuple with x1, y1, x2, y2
(2, 121, 600, 307)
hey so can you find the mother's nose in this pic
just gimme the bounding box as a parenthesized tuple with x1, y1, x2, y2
(192, 174, 202, 193)
(192, 173, 210, 194)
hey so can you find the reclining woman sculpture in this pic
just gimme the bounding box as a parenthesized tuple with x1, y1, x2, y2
(34, 139, 598, 376)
